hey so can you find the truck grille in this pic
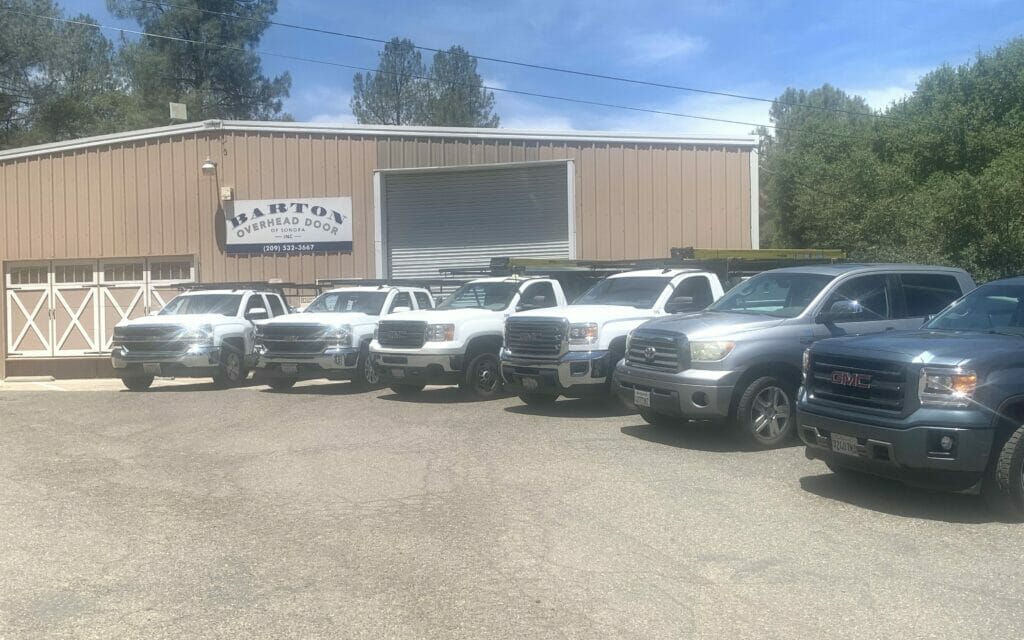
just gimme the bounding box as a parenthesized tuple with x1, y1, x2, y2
(505, 317, 565, 357)
(113, 325, 188, 354)
(626, 330, 685, 372)
(377, 321, 427, 349)
(808, 354, 906, 412)
(258, 324, 327, 356)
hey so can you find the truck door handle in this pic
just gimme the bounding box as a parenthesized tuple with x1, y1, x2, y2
(885, 326, 896, 331)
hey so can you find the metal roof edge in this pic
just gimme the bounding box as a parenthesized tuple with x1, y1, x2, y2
(0, 119, 758, 162)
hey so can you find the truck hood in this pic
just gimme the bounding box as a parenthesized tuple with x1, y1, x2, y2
(638, 311, 785, 340)
(815, 330, 1024, 367)
(512, 304, 654, 325)
(262, 311, 376, 326)
(116, 314, 234, 328)
(381, 307, 502, 324)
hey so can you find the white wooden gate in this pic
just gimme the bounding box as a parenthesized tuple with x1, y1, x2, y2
(4, 256, 195, 358)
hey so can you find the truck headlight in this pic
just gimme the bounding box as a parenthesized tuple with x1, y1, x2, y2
(568, 323, 598, 346)
(324, 324, 353, 347)
(182, 324, 214, 345)
(919, 368, 977, 407)
(802, 348, 811, 383)
(426, 323, 455, 342)
(690, 340, 736, 362)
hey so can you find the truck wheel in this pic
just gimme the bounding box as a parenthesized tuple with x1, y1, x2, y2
(389, 384, 425, 395)
(351, 348, 382, 390)
(121, 375, 154, 392)
(736, 376, 797, 449)
(518, 393, 557, 406)
(639, 409, 680, 427)
(982, 424, 1024, 522)
(212, 345, 245, 389)
(461, 352, 502, 399)
(267, 377, 296, 391)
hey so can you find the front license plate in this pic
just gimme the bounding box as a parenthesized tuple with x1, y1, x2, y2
(281, 363, 298, 374)
(634, 388, 651, 408)
(831, 433, 860, 457)
(392, 368, 405, 378)
(521, 376, 539, 391)
(142, 363, 160, 375)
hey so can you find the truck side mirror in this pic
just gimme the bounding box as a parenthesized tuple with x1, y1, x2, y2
(815, 300, 865, 324)
(664, 296, 697, 314)
(517, 294, 548, 311)
(245, 307, 268, 321)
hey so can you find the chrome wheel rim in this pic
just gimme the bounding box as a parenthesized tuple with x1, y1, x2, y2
(363, 358, 380, 385)
(751, 386, 791, 439)
(476, 358, 498, 393)
(226, 352, 241, 380)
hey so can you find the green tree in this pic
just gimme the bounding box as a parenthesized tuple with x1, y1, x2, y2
(350, 39, 499, 127)
(350, 38, 426, 125)
(426, 46, 498, 127)
(106, 0, 291, 125)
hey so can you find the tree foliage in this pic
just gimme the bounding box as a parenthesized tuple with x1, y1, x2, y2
(107, 0, 291, 125)
(761, 38, 1024, 281)
(351, 38, 499, 127)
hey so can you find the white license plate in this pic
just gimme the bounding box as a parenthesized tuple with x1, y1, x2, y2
(142, 363, 161, 375)
(831, 433, 860, 457)
(521, 377, 539, 391)
(281, 363, 298, 374)
(634, 388, 651, 408)
(392, 368, 405, 378)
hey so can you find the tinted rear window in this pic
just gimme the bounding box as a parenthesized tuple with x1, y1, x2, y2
(900, 273, 963, 318)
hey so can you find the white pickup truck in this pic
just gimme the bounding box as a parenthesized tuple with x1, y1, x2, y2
(501, 269, 726, 405)
(253, 284, 435, 390)
(370, 276, 571, 398)
(111, 288, 290, 391)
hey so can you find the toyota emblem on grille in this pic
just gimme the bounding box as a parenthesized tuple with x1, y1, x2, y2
(831, 370, 871, 389)
(643, 346, 657, 362)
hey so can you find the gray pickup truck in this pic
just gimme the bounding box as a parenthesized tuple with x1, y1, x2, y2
(799, 277, 1024, 520)
(614, 264, 975, 448)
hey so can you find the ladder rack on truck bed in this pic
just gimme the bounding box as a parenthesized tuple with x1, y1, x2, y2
(177, 281, 321, 311)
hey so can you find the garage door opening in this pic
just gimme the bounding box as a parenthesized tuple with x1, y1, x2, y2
(377, 160, 575, 279)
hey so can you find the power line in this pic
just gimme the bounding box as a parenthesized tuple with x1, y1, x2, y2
(136, 0, 901, 123)
(1, 7, 871, 142)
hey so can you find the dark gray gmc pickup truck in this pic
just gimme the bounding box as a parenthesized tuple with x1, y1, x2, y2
(799, 277, 1024, 520)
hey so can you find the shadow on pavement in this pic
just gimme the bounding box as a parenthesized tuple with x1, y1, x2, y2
(257, 382, 373, 396)
(505, 397, 635, 419)
(377, 387, 499, 404)
(799, 472, 1000, 524)
(620, 420, 804, 453)
(131, 379, 262, 393)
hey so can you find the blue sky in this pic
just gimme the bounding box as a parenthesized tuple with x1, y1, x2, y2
(62, 0, 1024, 135)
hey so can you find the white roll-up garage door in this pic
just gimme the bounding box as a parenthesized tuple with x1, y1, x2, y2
(382, 161, 572, 279)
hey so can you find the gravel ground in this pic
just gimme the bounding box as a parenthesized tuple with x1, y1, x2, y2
(0, 379, 1021, 639)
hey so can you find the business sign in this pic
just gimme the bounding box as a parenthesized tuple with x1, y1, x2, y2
(224, 197, 353, 254)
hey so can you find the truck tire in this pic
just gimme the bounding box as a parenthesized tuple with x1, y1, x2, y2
(121, 375, 154, 392)
(639, 409, 680, 427)
(389, 384, 425, 395)
(351, 347, 382, 390)
(518, 393, 557, 406)
(267, 377, 296, 391)
(735, 376, 797, 449)
(461, 352, 502, 399)
(212, 344, 246, 389)
(982, 424, 1024, 522)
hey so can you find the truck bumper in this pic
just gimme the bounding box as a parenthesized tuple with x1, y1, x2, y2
(499, 349, 614, 397)
(255, 347, 360, 380)
(372, 351, 464, 386)
(798, 401, 994, 491)
(613, 360, 736, 419)
(110, 344, 222, 377)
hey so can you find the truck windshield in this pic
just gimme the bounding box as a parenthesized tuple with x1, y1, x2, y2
(438, 282, 518, 310)
(925, 284, 1024, 335)
(707, 273, 834, 318)
(306, 291, 388, 315)
(159, 294, 242, 316)
(573, 277, 672, 309)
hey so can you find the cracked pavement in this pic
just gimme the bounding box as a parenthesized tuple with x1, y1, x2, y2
(0, 381, 1022, 638)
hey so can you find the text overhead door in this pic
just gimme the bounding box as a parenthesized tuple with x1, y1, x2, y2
(384, 162, 571, 279)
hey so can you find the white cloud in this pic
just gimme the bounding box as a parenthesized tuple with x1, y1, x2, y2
(624, 31, 707, 65)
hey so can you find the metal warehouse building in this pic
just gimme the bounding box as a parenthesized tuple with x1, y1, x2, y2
(0, 120, 758, 378)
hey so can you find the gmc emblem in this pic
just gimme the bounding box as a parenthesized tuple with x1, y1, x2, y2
(831, 370, 871, 389)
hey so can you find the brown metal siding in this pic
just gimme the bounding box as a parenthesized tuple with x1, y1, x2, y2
(0, 127, 751, 376)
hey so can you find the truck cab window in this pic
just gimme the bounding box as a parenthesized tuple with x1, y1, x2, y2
(414, 291, 434, 309)
(900, 273, 963, 318)
(266, 294, 286, 317)
(671, 276, 714, 309)
(519, 282, 557, 310)
(388, 292, 412, 313)
(822, 275, 892, 321)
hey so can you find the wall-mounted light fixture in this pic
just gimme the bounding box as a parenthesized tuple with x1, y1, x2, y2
(201, 156, 217, 176)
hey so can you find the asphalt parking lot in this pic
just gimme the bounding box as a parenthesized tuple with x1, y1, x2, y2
(1, 379, 1022, 639)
